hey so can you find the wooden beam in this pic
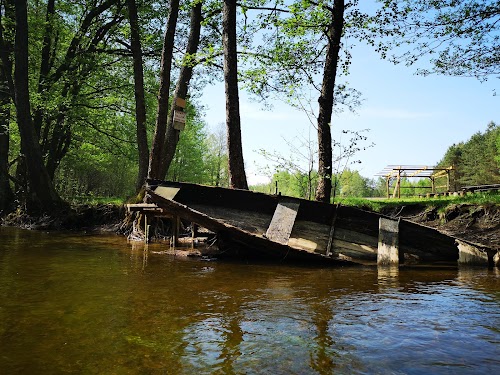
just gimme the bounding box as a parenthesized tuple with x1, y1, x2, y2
(265, 199, 300, 245)
(126, 203, 163, 213)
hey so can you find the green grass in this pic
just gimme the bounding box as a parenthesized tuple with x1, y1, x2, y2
(66, 190, 500, 213)
(68, 195, 125, 206)
(335, 191, 500, 212)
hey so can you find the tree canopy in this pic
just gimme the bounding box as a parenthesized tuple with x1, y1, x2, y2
(373, 0, 500, 80)
(438, 122, 500, 188)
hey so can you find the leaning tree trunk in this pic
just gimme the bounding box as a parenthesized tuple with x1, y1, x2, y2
(14, 0, 61, 212)
(223, 0, 248, 190)
(127, 0, 149, 191)
(159, 1, 203, 179)
(315, 0, 344, 203)
(148, 0, 180, 180)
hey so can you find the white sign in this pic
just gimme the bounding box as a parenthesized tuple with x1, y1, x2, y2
(173, 111, 186, 124)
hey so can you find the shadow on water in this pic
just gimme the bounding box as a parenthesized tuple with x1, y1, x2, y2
(0, 227, 499, 374)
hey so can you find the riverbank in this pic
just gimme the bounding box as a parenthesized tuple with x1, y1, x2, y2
(1, 198, 499, 252)
(382, 202, 500, 251)
(0, 204, 125, 233)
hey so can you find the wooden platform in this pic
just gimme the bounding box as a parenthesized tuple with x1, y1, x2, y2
(126, 203, 164, 213)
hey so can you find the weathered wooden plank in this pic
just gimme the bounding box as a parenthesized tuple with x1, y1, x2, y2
(333, 239, 377, 259)
(288, 220, 331, 253)
(333, 227, 378, 248)
(126, 203, 163, 213)
(266, 199, 300, 245)
(154, 186, 180, 200)
(190, 204, 272, 234)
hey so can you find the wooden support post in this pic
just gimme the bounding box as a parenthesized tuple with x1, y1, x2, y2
(191, 222, 196, 249)
(397, 170, 401, 199)
(456, 240, 489, 266)
(386, 177, 390, 199)
(378, 217, 400, 265)
(171, 215, 180, 247)
(431, 177, 435, 194)
(145, 215, 150, 244)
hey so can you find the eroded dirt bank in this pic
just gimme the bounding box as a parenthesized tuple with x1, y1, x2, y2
(380, 203, 500, 251)
(1, 204, 125, 233)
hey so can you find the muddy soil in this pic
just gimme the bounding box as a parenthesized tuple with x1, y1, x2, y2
(1, 204, 125, 233)
(381, 203, 500, 251)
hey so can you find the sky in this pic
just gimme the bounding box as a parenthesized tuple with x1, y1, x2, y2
(199, 43, 499, 186)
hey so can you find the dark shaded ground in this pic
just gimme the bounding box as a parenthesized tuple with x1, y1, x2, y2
(1, 204, 125, 233)
(2, 202, 499, 252)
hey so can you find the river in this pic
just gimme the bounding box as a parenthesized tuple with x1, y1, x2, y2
(0, 227, 499, 374)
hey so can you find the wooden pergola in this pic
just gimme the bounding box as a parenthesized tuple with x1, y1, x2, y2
(376, 165, 455, 198)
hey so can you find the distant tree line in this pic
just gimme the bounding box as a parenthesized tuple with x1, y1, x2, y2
(438, 121, 500, 189)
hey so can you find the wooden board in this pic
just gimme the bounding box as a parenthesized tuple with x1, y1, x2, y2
(265, 199, 300, 245)
(154, 186, 180, 200)
(288, 220, 331, 254)
(333, 239, 378, 260)
(190, 204, 272, 234)
(126, 203, 163, 213)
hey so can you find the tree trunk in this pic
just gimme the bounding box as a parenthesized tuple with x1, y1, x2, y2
(127, 0, 149, 191)
(223, 0, 248, 190)
(0, 0, 14, 97)
(0, 0, 14, 213)
(0, 63, 13, 213)
(159, 1, 203, 179)
(148, 0, 180, 180)
(315, 0, 344, 203)
(14, 0, 61, 212)
(33, 0, 55, 138)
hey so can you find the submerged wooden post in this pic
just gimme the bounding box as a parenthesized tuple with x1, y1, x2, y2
(171, 215, 180, 247)
(144, 215, 150, 244)
(378, 217, 400, 265)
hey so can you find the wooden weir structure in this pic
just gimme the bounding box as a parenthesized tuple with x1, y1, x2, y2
(125, 180, 499, 268)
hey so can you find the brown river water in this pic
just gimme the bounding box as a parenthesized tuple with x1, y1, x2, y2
(0, 227, 499, 374)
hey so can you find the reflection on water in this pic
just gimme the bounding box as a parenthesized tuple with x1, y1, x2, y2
(1, 227, 499, 374)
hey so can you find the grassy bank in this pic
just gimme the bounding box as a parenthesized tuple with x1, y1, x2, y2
(336, 191, 500, 213)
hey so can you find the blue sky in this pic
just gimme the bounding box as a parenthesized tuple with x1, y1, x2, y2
(200, 41, 499, 185)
